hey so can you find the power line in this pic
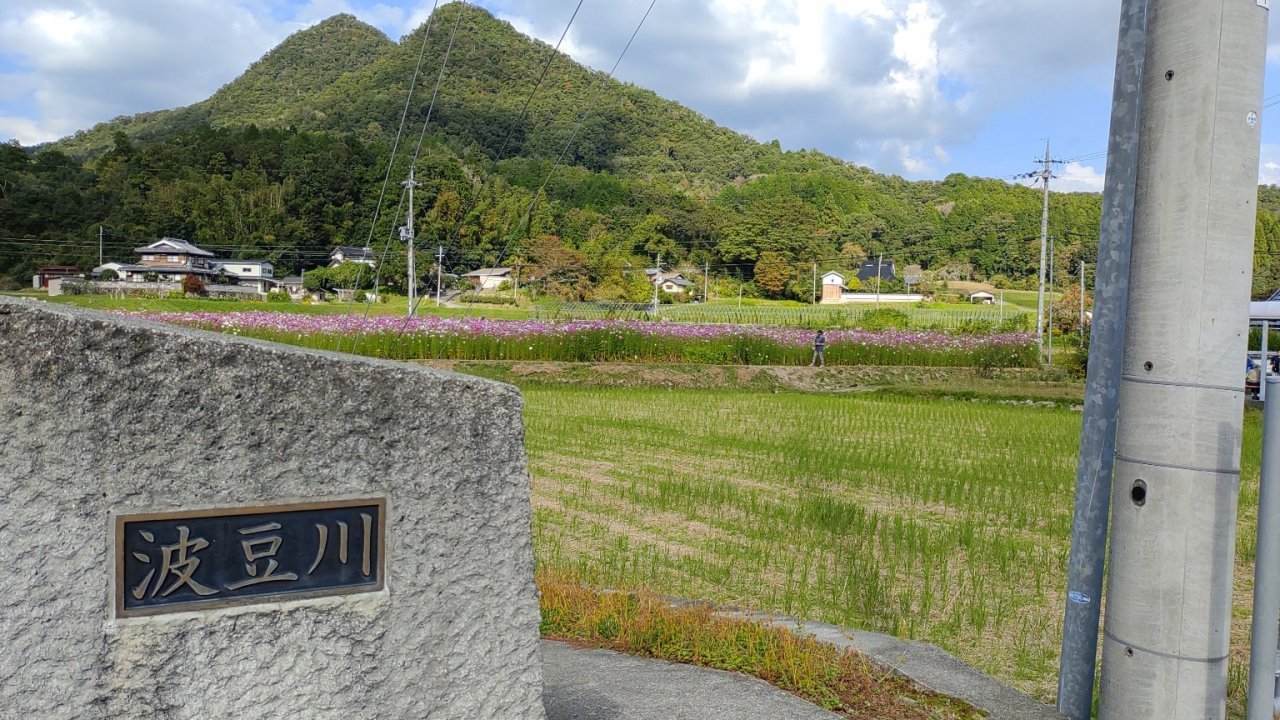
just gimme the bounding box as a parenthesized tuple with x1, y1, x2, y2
(494, 0, 658, 269)
(347, 0, 444, 320)
(435, 0, 588, 275)
(368, 0, 469, 324)
(494, 0, 585, 163)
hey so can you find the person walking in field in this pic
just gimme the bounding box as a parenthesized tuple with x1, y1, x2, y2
(810, 329, 827, 367)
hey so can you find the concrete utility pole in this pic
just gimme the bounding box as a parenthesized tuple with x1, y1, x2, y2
(1056, 0, 1146, 715)
(875, 254, 883, 308)
(402, 169, 420, 317)
(704, 261, 710, 303)
(98, 225, 103, 267)
(1027, 142, 1064, 359)
(652, 253, 661, 317)
(1097, 1, 1267, 718)
(812, 262, 818, 304)
(1079, 262, 1087, 337)
(435, 245, 444, 306)
(1248, 375, 1280, 720)
(1048, 236, 1056, 365)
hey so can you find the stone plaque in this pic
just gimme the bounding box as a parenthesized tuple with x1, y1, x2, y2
(116, 498, 385, 618)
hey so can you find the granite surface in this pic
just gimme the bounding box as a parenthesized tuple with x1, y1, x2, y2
(0, 297, 545, 719)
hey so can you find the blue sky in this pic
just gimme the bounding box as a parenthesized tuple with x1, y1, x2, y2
(1, 0, 1278, 192)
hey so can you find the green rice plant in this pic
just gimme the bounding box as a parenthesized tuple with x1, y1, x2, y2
(524, 386, 1264, 711)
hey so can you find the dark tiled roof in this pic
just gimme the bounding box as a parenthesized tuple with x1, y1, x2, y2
(132, 237, 214, 257)
(331, 246, 374, 260)
(856, 260, 896, 282)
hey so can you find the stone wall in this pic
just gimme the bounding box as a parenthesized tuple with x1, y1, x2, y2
(0, 297, 545, 719)
(51, 278, 266, 299)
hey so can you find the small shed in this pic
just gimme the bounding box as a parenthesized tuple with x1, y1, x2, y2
(33, 265, 82, 289)
(969, 291, 996, 304)
(92, 262, 127, 279)
(821, 271, 847, 303)
(462, 268, 513, 291)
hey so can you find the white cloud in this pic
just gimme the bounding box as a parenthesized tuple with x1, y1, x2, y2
(476, 0, 1118, 176)
(0, 0, 314, 144)
(0, 0, 1164, 181)
(1054, 162, 1106, 193)
(1260, 144, 1280, 186)
(0, 115, 59, 145)
(886, 2, 939, 106)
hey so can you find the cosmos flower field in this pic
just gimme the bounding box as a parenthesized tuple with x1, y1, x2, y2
(131, 310, 1039, 367)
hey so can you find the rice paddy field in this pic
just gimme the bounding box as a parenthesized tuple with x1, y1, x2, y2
(522, 386, 1265, 711)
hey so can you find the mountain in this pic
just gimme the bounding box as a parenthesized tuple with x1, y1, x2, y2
(52, 5, 815, 187)
(10, 4, 1273, 300)
(202, 14, 396, 126)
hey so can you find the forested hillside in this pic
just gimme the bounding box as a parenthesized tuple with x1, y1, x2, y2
(4, 3, 1279, 298)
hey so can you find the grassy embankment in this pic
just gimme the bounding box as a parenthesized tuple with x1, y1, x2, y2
(29, 292, 1044, 330)
(24, 291, 533, 320)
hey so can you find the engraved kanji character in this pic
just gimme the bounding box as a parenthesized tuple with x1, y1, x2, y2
(226, 522, 299, 591)
(309, 513, 373, 577)
(131, 526, 218, 600)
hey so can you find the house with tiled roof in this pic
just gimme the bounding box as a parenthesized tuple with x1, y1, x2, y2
(462, 267, 513, 290)
(117, 238, 219, 284)
(329, 246, 376, 267)
(644, 268, 693, 294)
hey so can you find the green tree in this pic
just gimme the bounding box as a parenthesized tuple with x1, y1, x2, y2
(753, 251, 791, 297)
(303, 267, 330, 291)
(328, 261, 373, 290)
(628, 214, 676, 258)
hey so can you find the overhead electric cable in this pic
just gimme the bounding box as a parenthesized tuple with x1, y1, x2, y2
(332, 0, 443, 330)
(494, 0, 659, 268)
(494, 0, 586, 163)
(370, 0, 470, 327)
(434, 0, 589, 288)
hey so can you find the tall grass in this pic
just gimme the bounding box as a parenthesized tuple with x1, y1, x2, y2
(538, 568, 982, 719)
(37, 292, 533, 319)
